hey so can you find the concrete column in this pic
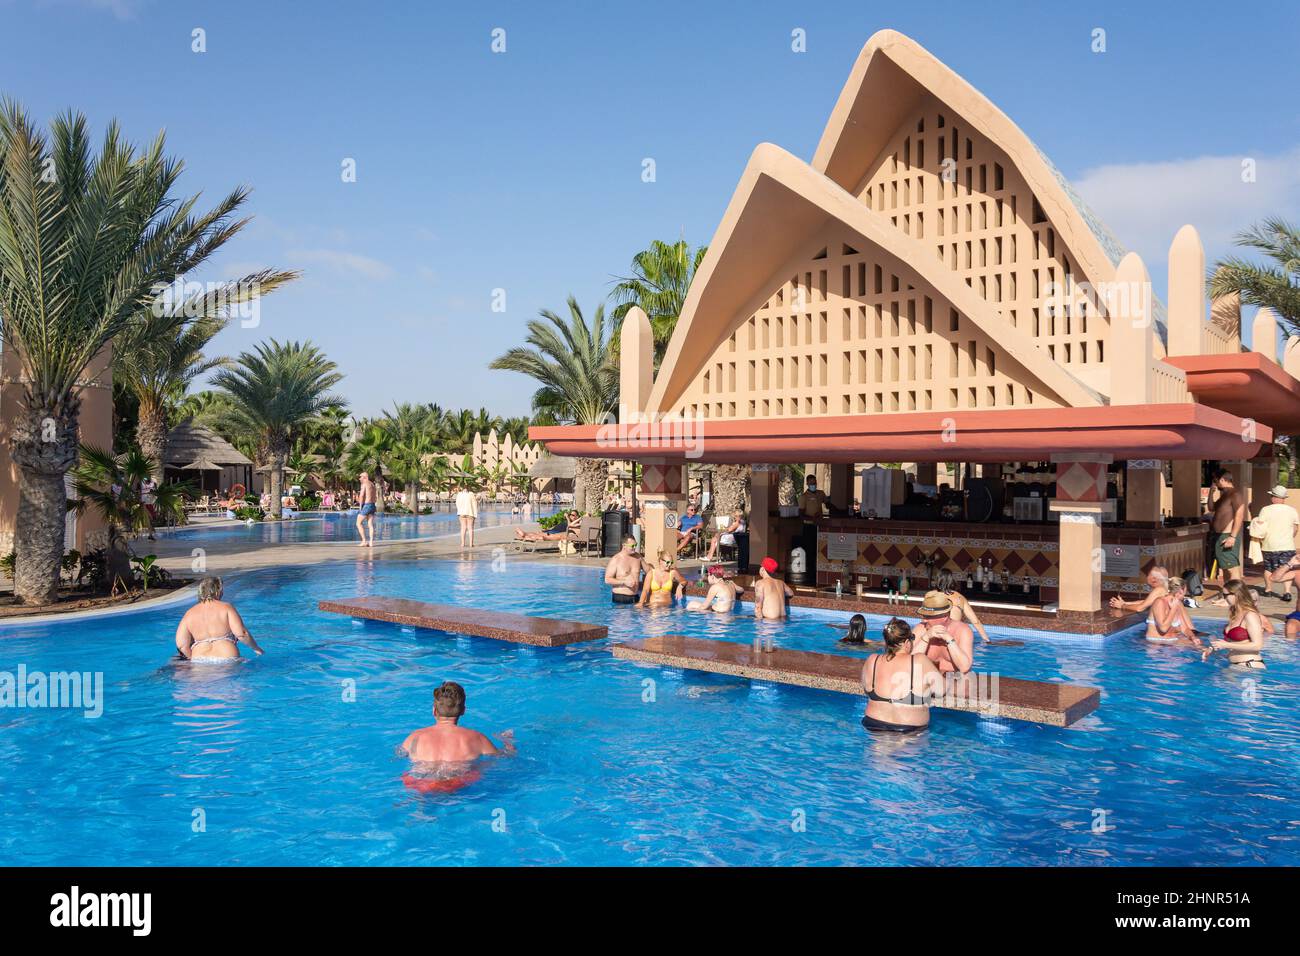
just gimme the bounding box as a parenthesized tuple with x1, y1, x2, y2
(1166, 225, 1206, 357)
(828, 463, 852, 511)
(639, 458, 686, 562)
(619, 306, 654, 419)
(1050, 453, 1113, 613)
(1125, 459, 1164, 524)
(1222, 460, 1252, 501)
(1250, 456, 1278, 513)
(1171, 459, 1202, 518)
(748, 465, 779, 570)
(1108, 252, 1155, 405)
(1251, 307, 1280, 363)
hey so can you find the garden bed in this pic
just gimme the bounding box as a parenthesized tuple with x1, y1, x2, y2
(0, 577, 194, 620)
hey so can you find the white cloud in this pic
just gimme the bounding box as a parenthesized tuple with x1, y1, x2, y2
(286, 248, 395, 281)
(1071, 147, 1300, 271)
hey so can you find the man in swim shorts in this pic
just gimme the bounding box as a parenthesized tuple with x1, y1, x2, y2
(399, 681, 514, 763)
(1206, 468, 1246, 604)
(356, 471, 377, 547)
(753, 557, 793, 620)
(605, 536, 645, 604)
(911, 591, 974, 674)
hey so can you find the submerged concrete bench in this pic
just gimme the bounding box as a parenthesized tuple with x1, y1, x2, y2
(612, 635, 1099, 727)
(319, 596, 607, 647)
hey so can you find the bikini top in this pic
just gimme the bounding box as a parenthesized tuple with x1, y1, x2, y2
(1223, 624, 1251, 643)
(867, 655, 927, 708)
(650, 573, 674, 592)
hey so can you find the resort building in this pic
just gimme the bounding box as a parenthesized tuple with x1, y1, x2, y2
(162, 421, 255, 495)
(532, 30, 1300, 629)
(0, 342, 112, 556)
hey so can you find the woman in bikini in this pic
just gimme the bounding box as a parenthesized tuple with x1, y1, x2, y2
(638, 552, 686, 607)
(175, 576, 264, 661)
(1201, 579, 1267, 669)
(1145, 576, 1201, 646)
(686, 566, 741, 613)
(860, 618, 945, 733)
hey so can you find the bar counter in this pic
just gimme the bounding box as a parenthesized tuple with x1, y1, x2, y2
(813, 516, 1208, 605)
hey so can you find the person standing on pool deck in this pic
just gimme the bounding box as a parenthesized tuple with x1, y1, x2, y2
(400, 681, 514, 763)
(753, 557, 793, 620)
(1205, 468, 1247, 605)
(356, 472, 377, 547)
(1255, 485, 1299, 601)
(175, 576, 264, 661)
(910, 591, 974, 674)
(455, 483, 479, 549)
(605, 536, 646, 604)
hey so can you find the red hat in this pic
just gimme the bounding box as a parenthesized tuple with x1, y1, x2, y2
(761, 557, 778, 574)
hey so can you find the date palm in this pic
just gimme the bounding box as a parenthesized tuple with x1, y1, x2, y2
(609, 239, 708, 367)
(0, 103, 269, 604)
(116, 267, 297, 482)
(1210, 218, 1300, 334)
(212, 340, 345, 519)
(490, 296, 617, 512)
(345, 422, 395, 512)
(71, 444, 192, 591)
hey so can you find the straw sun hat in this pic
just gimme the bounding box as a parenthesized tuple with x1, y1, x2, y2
(918, 592, 953, 618)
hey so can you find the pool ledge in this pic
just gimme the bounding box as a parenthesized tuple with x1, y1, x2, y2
(612, 635, 1100, 727)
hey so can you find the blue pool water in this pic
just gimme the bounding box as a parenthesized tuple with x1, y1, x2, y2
(155, 506, 555, 546)
(1, 556, 1297, 866)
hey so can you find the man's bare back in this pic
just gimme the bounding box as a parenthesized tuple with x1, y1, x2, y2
(754, 575, 792, 619)
(401, 722, 503, 763)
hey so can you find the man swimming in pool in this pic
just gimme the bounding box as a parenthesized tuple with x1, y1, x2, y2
(356, 471, 377, 547)
(400, 681, 515, 764)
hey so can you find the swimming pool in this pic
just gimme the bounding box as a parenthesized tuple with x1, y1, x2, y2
(155, 506, 556, 546)
(1, 557, 1297, 866)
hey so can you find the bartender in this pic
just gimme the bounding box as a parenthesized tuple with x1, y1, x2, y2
(799, 474, 828, 578)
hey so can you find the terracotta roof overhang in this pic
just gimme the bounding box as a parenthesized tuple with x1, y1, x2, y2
(1163, 353, 1300, 434)
(530, 404, 1268, 465)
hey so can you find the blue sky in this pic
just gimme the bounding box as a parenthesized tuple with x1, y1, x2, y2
(2, 0, 1297, 417)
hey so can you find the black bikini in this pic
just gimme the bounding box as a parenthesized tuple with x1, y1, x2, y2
(862, 655, 928, 734)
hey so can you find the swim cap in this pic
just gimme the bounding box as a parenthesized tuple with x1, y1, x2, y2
(761, 557, 778, 574)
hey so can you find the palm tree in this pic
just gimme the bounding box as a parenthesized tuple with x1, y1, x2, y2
(212, 340, 345, 519)
(609, 238, 708, 366)
(116, 268, 298, 481)
(345, 423, 395, 512)
(71, 445, 192, 591)
(1210, 218, 1300, 334)
(0, 104, 270, 604)
(490, 296, 617, 512)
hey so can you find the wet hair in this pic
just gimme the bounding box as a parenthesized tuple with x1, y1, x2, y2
(935, 569, 957, 593)
(433, 681, 466, 719)
(882, 618, 914, 660)
(841, 614, 868, 645)
(1223, 580, 1259, 615)
(197, 576, 223, 602)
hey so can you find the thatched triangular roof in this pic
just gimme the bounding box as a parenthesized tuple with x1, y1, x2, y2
(528, 455, 576, 480)
(164, 421, 253, 467)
